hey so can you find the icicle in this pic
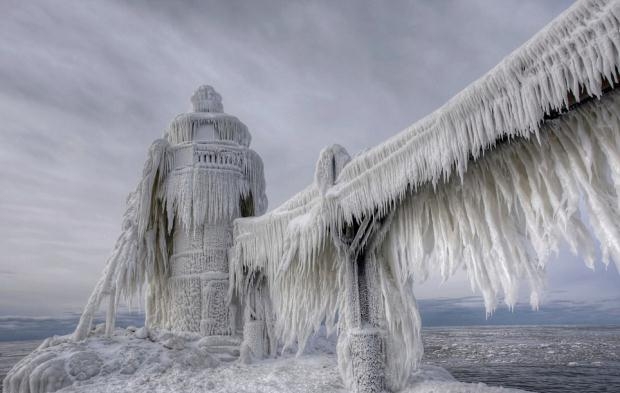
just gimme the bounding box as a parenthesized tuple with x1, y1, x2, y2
(74, 138, 173, 340)
(105, 286, 117, 337)
(232, 87, 620, 389)
(167, 113, 251, 147)
(321, 0, 620, 224)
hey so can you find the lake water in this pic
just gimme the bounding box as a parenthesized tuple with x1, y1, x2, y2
(1, 326, 619, 392)
(422, 326, 620, 392)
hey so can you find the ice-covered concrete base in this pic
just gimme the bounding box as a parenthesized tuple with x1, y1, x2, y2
(2, 326, 239, 393)
(3, 327, 530, 393)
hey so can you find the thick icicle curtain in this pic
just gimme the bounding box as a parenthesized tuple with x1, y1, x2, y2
(328, 0, 620, 224)
(232, 91, 620, 389)
(233, 0, 620, 283)
(385, 90, 620, 311)
(231, 0, 620, 388)
(74, 139, 170, 340)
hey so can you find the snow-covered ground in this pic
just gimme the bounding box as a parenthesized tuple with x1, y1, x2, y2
(3, 326, 528, 393)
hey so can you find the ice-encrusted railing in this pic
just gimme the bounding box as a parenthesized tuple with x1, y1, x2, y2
(232, 85, 620, 393)
(230, 1, 620, 391)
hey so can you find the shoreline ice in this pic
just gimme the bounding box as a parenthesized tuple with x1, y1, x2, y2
(3, 326, 531, 393)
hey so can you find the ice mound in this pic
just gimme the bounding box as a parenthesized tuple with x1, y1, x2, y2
(2, 326, 226, 393)
(403, 365, 528, 393)
(3, 326, 531, 393)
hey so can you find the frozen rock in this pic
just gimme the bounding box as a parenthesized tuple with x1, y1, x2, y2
(92, 323, 105, 335)
(149, 330, 172, 343)
(119, 348, 147, 375)
(134, 327, 149, 339)
(197, 335, 241, 348)
(101, 359, 122, 376)
(67, 351, 103, 381)
(173, 348, 220, 369)
(162, 336, 185, 350)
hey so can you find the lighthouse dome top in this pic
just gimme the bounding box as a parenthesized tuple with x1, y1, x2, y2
(191, 85, 223, 113)
(167, 85, 252, 147)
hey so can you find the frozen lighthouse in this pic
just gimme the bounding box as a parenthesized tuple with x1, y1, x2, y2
(153, 85, 268, 335)
(72, 85, 267, 340)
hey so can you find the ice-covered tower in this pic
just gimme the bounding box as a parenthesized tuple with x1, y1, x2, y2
(157, 85, 267, 335)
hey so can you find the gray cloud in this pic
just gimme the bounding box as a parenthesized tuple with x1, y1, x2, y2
(418, 295, 620, 327)
(0, 312, 144, 341)
(1, 0, 618, 318)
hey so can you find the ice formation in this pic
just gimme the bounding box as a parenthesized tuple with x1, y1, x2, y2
(3, 326, 530, 393)
(75, 85, 267, 341)
(5, 0, 620, 392)
(231, 0, 620, 391)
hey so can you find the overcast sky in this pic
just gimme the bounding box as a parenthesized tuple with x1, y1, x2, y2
(1, 0, 619, 321)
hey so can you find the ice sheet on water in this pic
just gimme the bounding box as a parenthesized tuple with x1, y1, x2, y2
(422, 326, 620, 393)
